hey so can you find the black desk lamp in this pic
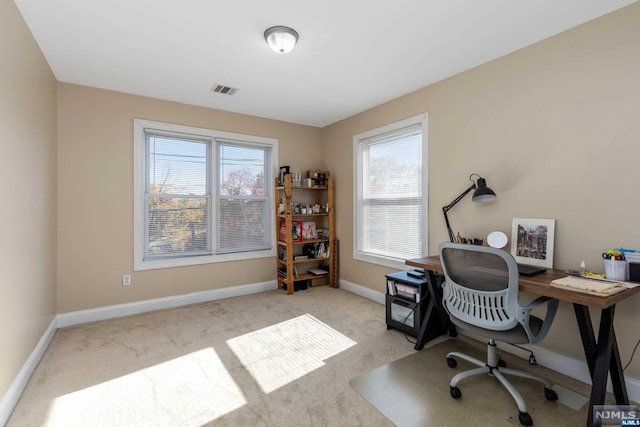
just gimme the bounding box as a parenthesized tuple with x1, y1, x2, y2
(442, 173, 497, 243)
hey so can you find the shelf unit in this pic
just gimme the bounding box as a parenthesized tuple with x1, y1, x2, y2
(275, 173, 334, 294)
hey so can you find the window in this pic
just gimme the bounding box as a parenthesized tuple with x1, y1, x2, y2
(134, 119, 278, 271)
(353, 114, 428, 269)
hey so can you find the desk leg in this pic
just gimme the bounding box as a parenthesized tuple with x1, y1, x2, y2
(575, 304, 629, 405)
(609, 328, 629, 404)
(427, 271, 457, 338)
(413, 271, 456, 351)
(584, 306, 630, 427)
(590, 306, 614, 427)
(414, 299, 435, 351)
(574, 304, 596, 377)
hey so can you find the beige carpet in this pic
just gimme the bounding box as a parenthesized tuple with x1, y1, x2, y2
(8, 287, 415, 427)
(8, 286, 599, 426)
(351, 337, 593, 427)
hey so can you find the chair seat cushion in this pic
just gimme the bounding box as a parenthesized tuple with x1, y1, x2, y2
(449, 315, 543, 344)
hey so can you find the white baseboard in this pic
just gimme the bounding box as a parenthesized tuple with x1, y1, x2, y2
(0, 317, 58, 427)
(339, 279, 385, 305)
(340, 279, 640, 403)
(58, 280, 276, 328)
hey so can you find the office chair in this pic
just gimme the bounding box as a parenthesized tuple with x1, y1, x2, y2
(439, 242, 559, 426)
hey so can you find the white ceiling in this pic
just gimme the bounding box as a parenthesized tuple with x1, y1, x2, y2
(15, 0, 637, 127)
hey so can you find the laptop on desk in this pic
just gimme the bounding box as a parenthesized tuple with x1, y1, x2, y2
(517, 263, 547, 276)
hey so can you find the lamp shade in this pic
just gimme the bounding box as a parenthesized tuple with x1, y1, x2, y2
(264, 26, 299, 54)
(471, 177, 496, 203)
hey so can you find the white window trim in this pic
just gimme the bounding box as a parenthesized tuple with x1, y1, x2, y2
(133, 119, 278, 271)
(353, 113, 429, 270)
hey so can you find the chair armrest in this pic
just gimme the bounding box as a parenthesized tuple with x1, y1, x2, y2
(520, 296, 554, 310)
(518, 297, 559, 343)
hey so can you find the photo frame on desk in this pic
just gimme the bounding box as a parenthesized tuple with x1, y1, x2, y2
(511, 218, 555, 268)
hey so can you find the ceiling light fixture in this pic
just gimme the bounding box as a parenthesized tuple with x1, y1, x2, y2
(264, 26, 299, 54)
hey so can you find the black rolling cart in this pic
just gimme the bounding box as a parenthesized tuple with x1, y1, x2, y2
(385, 270, 452, 349)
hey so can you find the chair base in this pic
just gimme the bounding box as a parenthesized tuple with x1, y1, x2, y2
(447, 339, 556, 426)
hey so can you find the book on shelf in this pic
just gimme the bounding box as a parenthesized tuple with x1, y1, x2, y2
(313, 242, 329, 259)
(309, 268, 328, 276)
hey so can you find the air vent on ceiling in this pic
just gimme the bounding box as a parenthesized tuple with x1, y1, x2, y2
(211, 84, 238, 96)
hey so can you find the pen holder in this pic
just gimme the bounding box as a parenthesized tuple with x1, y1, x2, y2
(604, 259, 627, 281)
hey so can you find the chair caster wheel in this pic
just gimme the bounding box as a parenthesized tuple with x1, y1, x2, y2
(497, 359, 507, 368)
(450, 386, 461, 399)
(446, 357, 457, 368)
(519, 412, 533, 426)
(544, 387, 558, 401)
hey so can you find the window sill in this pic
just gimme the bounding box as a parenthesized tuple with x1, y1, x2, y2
(134, 248, 275, 271)
(354, 252, 410, 270)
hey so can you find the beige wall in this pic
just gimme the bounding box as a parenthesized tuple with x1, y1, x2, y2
(0, 0, 57, 399)
(56, 84, 323, 313)
(323, 3, 640, 376)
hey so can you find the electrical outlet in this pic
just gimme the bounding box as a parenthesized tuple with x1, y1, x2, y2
(122, 274, 131, 286)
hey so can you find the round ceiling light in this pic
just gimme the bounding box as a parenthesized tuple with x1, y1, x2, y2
(264, 26, 299, 54)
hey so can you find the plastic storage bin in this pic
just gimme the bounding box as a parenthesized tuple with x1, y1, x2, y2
(604, 259, 627, 281)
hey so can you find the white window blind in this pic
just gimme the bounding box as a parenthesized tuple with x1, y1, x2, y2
(134, 119, 278, 271)
(145, 132, 211, 260)
(354, 115, 427, 267)
(217, 141, 270, 254)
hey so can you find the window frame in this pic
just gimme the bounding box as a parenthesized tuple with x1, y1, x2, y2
(353, 113, 429, 270)
(134, 119, 278, 271)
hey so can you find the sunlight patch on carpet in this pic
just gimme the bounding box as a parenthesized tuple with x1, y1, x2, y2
(46, 348, 246, 427)
(227, 313, 356, 393)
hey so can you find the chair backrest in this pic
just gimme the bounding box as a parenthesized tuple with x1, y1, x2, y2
(439, 242, 521, 331)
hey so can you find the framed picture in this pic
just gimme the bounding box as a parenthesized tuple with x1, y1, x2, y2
(511, 218, 555, 268)
(301, 221, 317, 240)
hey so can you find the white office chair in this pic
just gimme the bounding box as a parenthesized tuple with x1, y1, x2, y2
(439, 242, 559, 426)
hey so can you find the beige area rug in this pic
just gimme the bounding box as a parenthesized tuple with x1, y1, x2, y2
(351, 337, 594, 427)
(8, 287, 420, 427)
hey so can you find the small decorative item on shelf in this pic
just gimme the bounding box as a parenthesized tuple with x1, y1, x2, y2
(291, 221, 302, 242)
(279, 221, 303, 242)
(301, 222, 317, 240)
(291, 172, 302, 186)
(307, 170, 330, 187)
(279, 166, 290, 185)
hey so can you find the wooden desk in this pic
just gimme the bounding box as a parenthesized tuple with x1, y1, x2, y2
(406, 255, 640, 427)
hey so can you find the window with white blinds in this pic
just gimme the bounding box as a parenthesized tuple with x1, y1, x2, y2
(354, 114, 428, 269)
(217, 141, 270, 254)
(134, 119, 277, 271)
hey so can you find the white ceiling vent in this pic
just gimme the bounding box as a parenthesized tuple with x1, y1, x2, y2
(211, 84, 238, 95)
